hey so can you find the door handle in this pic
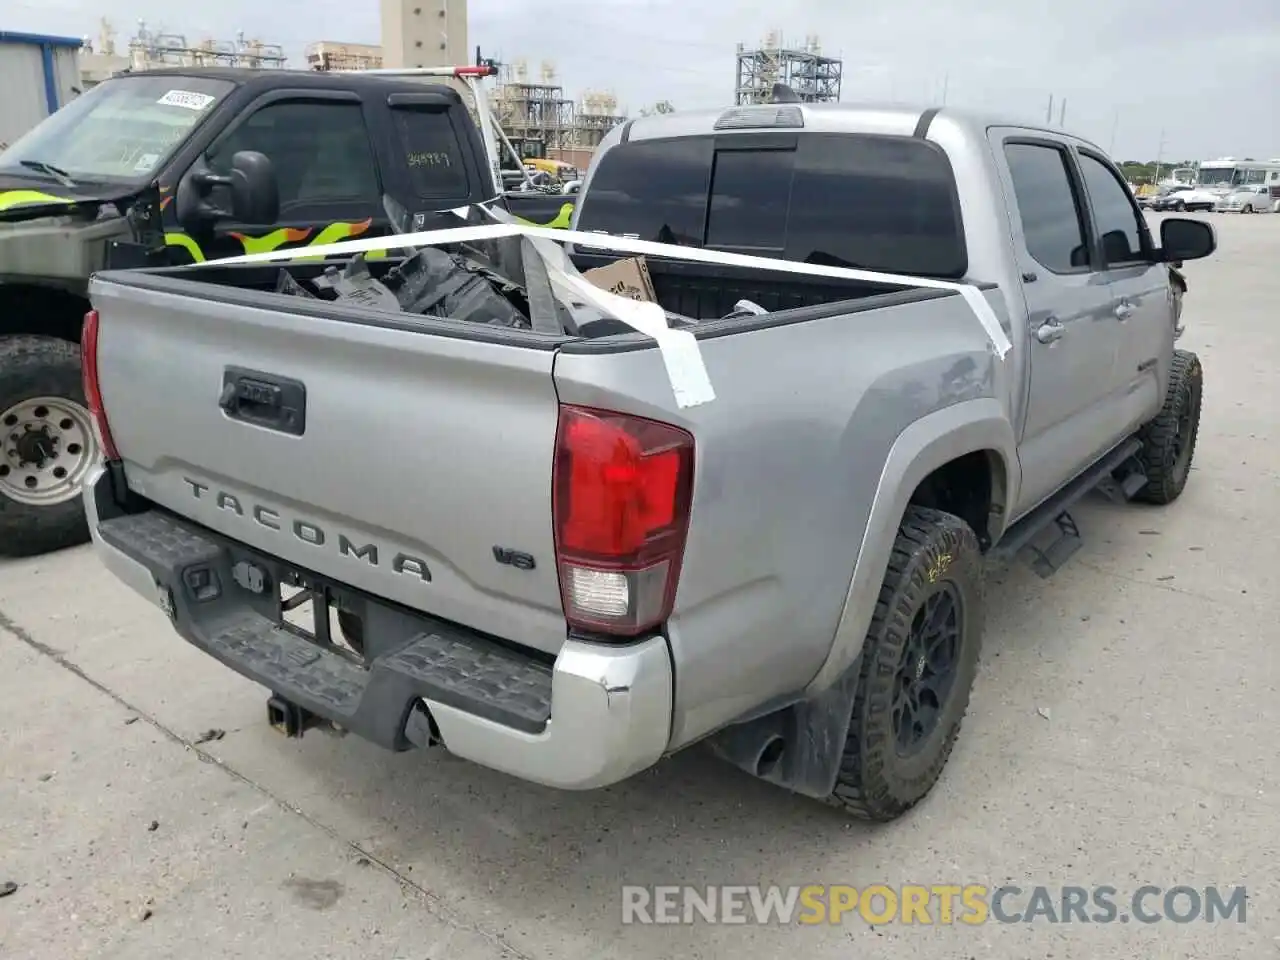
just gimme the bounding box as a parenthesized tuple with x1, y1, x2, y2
(1035, 319, 1065, 344)
(1114, 301, 1134, 321)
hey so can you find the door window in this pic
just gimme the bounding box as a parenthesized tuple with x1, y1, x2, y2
(1003, 142, 1090, 273)
(1077, 152, 1148, 266)
(207, 99, 380, 216)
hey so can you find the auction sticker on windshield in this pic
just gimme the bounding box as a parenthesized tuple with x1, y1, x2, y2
(157, 90, 216, 111)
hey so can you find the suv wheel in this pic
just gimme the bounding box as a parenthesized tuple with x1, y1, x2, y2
(827, 506, 984, 822)
(0, 336, 97, 557)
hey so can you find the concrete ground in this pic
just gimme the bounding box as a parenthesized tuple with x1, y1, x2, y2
(1, 213, 1277, 960)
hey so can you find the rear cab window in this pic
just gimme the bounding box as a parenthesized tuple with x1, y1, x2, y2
(576, 132, 967, 278)
(389, 106, 472, 199)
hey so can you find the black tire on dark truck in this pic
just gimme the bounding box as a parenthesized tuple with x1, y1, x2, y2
(0, 335, 96, 557)
(1133, 348, 1203, 506)
(829, 506, 984, 822)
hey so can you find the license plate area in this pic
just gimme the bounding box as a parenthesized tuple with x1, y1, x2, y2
(277, 570, 364, 664)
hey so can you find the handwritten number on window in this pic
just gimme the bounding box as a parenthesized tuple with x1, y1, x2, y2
(408, 152, 452, 168)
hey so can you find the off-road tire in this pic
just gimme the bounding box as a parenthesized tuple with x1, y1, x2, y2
(1133, 349, 1203, 505)
(0, 336, 92, 557)
(828, 506, 984, 822)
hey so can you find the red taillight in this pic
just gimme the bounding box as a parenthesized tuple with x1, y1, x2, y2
(553, 405, 694, 637)
(81, 309, 120, 461)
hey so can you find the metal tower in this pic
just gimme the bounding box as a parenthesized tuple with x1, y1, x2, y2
(734, 32, 842, 105)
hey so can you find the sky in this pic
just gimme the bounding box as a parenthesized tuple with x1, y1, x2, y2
(10, 0, 1280, 162)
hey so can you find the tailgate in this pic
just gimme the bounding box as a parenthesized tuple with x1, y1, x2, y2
(89, 276, 569, 655)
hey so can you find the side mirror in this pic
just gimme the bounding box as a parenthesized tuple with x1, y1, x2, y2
(175, 150, 279, 231)
(1159, 218, 1216, 262)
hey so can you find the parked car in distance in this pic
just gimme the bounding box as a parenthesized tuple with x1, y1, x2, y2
(1139, 184, 1184, 210)
(1216, 184, 1273, 213)
(1154, 186, 1218, 212)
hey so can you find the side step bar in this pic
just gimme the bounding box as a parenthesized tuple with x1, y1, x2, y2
(989, 438, 1146, 578)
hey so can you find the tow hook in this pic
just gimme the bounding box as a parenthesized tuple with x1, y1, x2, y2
(266, 694, 322, 738)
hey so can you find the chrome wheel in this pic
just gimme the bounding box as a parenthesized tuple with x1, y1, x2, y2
(0, 397, 100, 507)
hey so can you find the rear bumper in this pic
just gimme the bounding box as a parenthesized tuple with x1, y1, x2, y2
(83, 466, 673, 790)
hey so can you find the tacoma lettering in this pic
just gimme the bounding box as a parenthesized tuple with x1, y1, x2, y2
(181, 477, 430, 583)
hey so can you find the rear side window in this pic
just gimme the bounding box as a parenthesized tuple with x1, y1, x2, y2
(578, 133, 967, 278)
(390, 106, 471, 199)
(1003, 142, 1090, 273)
(575, 137, 711, 245)
(787, 136, 965, 277)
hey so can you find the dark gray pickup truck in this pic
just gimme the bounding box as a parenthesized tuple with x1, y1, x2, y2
(82, 102, 1213, 821)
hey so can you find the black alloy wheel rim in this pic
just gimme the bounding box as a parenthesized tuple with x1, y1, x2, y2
(893, 584, 963, 756)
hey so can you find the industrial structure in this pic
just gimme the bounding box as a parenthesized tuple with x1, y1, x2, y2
(78, 19, 286, 87)
(489, 60, 624, 168)
(492, 59, 574, 153)
(735, 32, 842, 105)
(305, 41, 383, 72)
(575, 90, 625, 150)
(379, 0, 469, 73)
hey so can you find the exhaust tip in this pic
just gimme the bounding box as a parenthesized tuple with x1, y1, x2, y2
(404, 700, 442, 748)
(755, 735, 786, 778)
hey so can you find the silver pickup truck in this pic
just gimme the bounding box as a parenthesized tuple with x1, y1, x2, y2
(81, 103, 1214, 822)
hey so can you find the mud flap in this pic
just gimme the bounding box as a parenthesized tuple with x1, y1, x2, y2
(703, 652, 863, 799)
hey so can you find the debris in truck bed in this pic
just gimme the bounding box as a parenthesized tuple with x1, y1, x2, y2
(275, 270, 316, 299)
(313, 256, 401, 313)
(264, 234, 729, 337)
(389, 246, 529, 328)
(275, 247, 532, 330)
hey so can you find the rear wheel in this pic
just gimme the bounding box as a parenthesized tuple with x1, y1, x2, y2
(0, 336, 98, 557)
(827, 506, 984, 822)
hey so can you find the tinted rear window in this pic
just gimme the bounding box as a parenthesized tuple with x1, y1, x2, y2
(573, 137, 711, 245)
(577, 132, 966, 278)
(390, 106, 471, 199)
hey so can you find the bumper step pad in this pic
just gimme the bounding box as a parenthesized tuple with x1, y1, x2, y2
(96, 511, 555, 747)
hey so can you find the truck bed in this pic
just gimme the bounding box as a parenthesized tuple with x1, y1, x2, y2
(130, 249, 909, 334)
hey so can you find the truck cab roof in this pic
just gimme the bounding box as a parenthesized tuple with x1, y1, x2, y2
(615, 101, 1106, 154)
(108, 66, 466, 99)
